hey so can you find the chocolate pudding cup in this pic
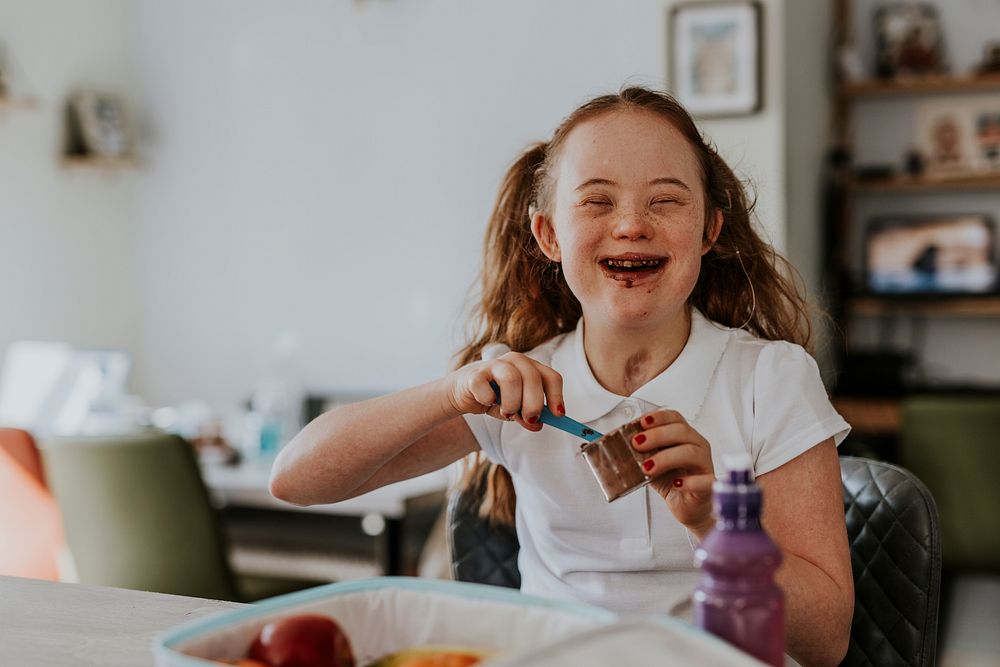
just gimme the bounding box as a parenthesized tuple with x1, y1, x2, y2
(579, 418, 651, 502)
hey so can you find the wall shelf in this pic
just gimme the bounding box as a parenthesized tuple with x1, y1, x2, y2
(849, 173, 1000, 194)
(838, 73, 1000, 99)
(0, 95, 38, 110)
(831, 396, 901, 436)
(848, 296, 1000, 318)
(61, 155, 139, 170)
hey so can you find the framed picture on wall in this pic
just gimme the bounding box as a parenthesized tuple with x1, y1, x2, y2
(68, 91, 133, 158)
(668, 1, 763, 118)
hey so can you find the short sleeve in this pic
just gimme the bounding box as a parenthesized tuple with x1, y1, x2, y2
(462, 413, 508, 467)
(750, 341, 851, 475)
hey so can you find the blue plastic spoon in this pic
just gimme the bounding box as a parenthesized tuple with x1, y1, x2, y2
(490, 381, 603, 442)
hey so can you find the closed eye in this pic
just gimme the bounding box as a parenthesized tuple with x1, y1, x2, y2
(652, 197, 681, 206)
(581, 198, 612, 207)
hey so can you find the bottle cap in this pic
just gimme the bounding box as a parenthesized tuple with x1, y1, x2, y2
(721, 452, 754, 484)
(714, 451, 761, 520)
(722, 452, 753, 474)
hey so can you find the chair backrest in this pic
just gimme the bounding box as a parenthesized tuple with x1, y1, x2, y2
(898, 394, 1000, 572)
(446, 473, 520, 589)
(448, 456, 942, 667)
(840, 456, 941, 667)
(0, 428, 64, 580)
(42, 430, 240, 600)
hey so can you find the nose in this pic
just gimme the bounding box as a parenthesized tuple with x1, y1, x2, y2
(611, 206, 654, 240)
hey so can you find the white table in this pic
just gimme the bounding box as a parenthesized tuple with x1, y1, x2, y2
(0, 575, 244, 667)
(200, 455, 451, 577)
(200, 454, 450, 519)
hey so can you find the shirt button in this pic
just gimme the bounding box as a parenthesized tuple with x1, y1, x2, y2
(622, 405, 635, 419)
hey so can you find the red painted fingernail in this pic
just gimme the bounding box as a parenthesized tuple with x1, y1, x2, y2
(673, 478, 683, 488)
(557, 404, 565, 415)
(642, 459, 654, 472)
(644, 415, 654, 425)
(528, 416, 538, 424)
(634, 433, 646, 445)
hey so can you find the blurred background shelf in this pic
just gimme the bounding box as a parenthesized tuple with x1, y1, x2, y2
(848, 296, 1000, 317)
(0, 95, 37, 110)
(60, 155, 139, 170)
(838, 73, 1000, 98)
(832, 396, 901, 436)
(849, 173, 1000, 194)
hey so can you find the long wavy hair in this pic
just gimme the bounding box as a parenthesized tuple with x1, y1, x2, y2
(456, 86, 812, 526)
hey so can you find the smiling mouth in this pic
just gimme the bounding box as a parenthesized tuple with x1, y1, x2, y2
(600, 258, 665, 273)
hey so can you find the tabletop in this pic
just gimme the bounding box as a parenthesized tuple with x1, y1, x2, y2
(200, 454, 451, 519)
(0, 575, 245, 667)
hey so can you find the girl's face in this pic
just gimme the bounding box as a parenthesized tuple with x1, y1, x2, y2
(532, 109, 722, 330)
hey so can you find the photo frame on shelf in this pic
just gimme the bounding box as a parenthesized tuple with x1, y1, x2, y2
(67, 91, 133, 158)
(874, 3, 947, 78)
(863, 214, 998, 295)
(914, 99, 978, 176)
(668, 1, 762, 117)
(973, 107, 1000, 171)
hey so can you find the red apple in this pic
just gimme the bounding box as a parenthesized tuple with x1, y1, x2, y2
(248, 614, 354, 667)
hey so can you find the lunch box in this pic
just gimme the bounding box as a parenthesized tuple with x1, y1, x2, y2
(153, 576, 760, 667)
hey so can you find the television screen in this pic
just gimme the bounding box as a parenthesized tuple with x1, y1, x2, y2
(864, 214, 998, 295)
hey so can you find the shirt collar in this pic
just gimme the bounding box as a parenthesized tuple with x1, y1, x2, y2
(551, 309, 732, 424)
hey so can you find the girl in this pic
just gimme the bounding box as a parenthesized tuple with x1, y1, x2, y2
(271, 87, 853, 666)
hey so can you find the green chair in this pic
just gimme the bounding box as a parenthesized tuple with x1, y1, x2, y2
(42, 429, 318, 601)
(899, 395, 1000, 572)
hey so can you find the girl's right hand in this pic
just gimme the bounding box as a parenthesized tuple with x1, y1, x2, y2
(445, 351, 566, 432)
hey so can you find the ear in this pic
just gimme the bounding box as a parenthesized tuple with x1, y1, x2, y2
(702, 208, 724, 255)
(530, 211, 561, 262)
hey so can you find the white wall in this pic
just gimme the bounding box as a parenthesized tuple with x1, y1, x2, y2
(1, 0, 802, 414)
(132, 0, 792, 410)
(0, 1, 141, 371)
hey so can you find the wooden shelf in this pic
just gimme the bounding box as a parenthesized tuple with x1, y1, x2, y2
(849, 296, 1000, 317)
(0, 95, 38, 110)
(850, 172, 1000, 194)
(839, 73, 1000, 98)
(832, 396, 901, 436)
(61, 155, 139, 170)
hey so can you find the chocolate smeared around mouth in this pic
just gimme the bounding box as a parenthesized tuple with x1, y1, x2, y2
(601, 258, 663, 272)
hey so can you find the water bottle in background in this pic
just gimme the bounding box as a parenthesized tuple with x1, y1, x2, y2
(249, 385, 284, 456)
(248, 330, 304, 457)
(694, 453, 785, 666)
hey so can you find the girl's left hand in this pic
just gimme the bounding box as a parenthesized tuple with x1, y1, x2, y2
(632, 410, 715, 537)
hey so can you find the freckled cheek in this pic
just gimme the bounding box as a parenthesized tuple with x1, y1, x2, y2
(556, 233, 603, 266)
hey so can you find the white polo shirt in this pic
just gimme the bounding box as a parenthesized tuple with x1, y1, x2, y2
(463, 309, 850, 615)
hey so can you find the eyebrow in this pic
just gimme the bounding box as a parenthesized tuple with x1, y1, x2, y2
(574, 177, 692, 192)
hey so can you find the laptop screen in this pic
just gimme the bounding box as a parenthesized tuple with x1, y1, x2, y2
(0, 341, 131, 437)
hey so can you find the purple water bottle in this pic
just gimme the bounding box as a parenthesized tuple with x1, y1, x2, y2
(694, 454, 784, 666)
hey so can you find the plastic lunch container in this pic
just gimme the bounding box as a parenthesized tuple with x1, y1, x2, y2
(152, 577, 760, 667)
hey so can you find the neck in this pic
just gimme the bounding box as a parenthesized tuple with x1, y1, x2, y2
(582, 307, 692, 396)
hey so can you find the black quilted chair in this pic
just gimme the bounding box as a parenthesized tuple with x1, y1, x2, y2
(448, 456, 941, 667)
(446, 471, 521, 589)
(840, 457, 941, 667)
